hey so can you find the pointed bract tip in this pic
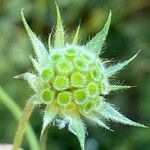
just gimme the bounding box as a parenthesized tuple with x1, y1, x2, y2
(132, 49, 141, 59)
(137, 49, 142, 54)
(21, 8, 24, 14)
(55, 4, 59, 17)
(73, 24, 80, 45)
(109, 85, 137, 92)
(85, 9, 112, 55)
(54, 2, 65, 47)
(55, 2, 62, 22)
(14, 74, 23, 79)
(136, 123, 148, 128)
(105, 50, 141, 77)
(106, 127, 114, 132)
(109, 10, 112, 18)
(14, 75, 20, 79)
(126, 50, 141, 64)
(55, 2, 59, 11)
(48, 32, 52, 52)
(21, 8, 25, 21)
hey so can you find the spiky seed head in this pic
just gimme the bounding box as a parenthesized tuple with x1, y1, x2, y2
(19, 6, 147, 150)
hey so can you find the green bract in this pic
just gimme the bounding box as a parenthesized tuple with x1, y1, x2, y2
(15, 5, 147, 150)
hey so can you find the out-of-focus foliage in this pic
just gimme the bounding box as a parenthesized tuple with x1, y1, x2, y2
(0, 0, 149, 150)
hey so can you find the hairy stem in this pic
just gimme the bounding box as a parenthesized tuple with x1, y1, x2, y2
(12, 99, 36, 150)
(40, 127, 49, 150)
(0, 86, 39, 150)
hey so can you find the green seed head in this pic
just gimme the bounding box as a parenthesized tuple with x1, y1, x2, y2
(20, 7, 146, 150)
(42, 47, 107, 111)
(38, 46, 106, 112)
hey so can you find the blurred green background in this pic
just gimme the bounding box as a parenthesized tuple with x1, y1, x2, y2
(0, 0, 150, 150)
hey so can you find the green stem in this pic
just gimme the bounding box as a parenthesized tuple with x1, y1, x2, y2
(40, 127, 49, 150)
(0, 86, 39, 150)
(13, 100, 36, 150)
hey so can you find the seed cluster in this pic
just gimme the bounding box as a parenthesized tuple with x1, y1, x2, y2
(41, 46, 107, 112)
(16, 10, 146, 150)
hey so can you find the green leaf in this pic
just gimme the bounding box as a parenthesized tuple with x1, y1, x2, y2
(21, 10, 49, 67)
(85, 11, 111, 55)
(98, 100, 147, 128)
(68, 117, 86, 150)
(105, 51, 139, 77)
(40, 103, 57, 139)
(54, 4, 65, 47)
(73, 24, 80, 45)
